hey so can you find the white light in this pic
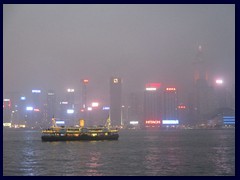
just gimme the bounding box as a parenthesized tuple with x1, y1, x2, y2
(3, 99, 10, 102)
(3, 123, 11, 127)
(87, 107, 92, 111)
(130, 121, 139, 125)
(146, 87, 157, 91)
(216, 79, 223, 84)
(60, 101, 68, 105)
(92, 102, 99, 107)
(32, 90, 41, 93)
(113, 78, 119, 83)
(56, 121, 65, 125)
(26, 106, 33, 111)
(67, 89, 74, 92)
(162, 120, 179, 125)
(67, 109, 74, 114)
(20, 97, 26, 100)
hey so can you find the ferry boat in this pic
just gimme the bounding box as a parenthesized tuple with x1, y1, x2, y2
(41, 116, 119, 142)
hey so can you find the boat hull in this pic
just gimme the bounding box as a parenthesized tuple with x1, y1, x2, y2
(41, 134, 119, 142)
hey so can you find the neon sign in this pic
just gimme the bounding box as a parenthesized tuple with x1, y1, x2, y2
(145, 120, 161, 124)
(166, 88, 176, 91)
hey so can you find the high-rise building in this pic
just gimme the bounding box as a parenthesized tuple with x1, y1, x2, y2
(110, 77, 122, 126)
(81, 79, 89, 109)
(191, 45, 214, 125)
(30, 89, 43, 128)
(3, 98, 11, 123)
(163, 87, 178, 120)
(143, 83, 162, 128)
(44, 90, 56, 127)
(127, 92, 143, 126)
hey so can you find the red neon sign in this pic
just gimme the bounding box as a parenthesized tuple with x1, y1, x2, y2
(145, 120, 161, 124)
(178, 105, 186, 109)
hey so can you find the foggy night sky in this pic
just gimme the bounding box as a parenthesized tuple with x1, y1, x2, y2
(3, 4, 235, 102)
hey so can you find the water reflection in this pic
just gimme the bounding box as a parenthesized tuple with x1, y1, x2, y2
(213, 147, 235, 175)
(85, 152, 103, 176)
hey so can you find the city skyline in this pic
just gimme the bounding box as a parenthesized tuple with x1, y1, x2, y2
(3, 4, 235, 101)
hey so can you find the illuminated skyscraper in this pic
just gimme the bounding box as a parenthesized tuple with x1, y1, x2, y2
(3, 98, 11, 123)
(110, 77, 122, 126)
(143, 83, 162, 128)
(163, 87, 178, 121)
(81, 79, 89, 109)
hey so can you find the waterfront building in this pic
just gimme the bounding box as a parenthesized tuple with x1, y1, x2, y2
(143, 83, 162, 128)
(163, 87, 178, 126)
(110, 77, 122, 126)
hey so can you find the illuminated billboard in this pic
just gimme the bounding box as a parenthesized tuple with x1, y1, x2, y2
(166, 88, 176, 91)
(103, 106, 110, 110)
(32, 90, 41, 93)
(130, 121, 139, 125)
(223, 116, 235, 125)
(146, 87, 157, 91)
(145, 120, 161, 124)
(162, 120, 179, 125)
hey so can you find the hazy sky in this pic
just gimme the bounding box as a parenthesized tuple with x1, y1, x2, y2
(3, 4, 235, 102)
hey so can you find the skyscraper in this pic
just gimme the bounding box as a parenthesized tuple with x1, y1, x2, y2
(143, 83, 162, 128)
(163, 87, 178, 120)
(191, 45, 214, 125)
(110, 77, 122, 126)
(45, 90, 56, 126)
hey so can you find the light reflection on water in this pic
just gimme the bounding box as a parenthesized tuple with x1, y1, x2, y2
(3, 129, 235, 176)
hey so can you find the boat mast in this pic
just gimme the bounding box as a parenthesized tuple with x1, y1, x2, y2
(52, 116, 57, 127)
(105, 114, 111, 129)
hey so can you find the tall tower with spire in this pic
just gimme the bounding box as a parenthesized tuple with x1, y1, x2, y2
(191, 45, 214, 125)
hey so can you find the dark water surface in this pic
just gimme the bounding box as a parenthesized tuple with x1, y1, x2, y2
(3, 128, 235, 176)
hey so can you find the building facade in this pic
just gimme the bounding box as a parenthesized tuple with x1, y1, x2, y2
(163, 87, 178, 124)
(143, 83, 162, 128)
(110, 77, 122, 126)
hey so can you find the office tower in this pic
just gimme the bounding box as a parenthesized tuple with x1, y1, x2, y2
(81, 79, 89, 109)
(127, 92, 143, 126)
(191, 45, 214, 125)
(144, 83, 162, 128)
(110, 77, 122, 126)
(44, 90, 56, 127)
(163, 87, 178, 120)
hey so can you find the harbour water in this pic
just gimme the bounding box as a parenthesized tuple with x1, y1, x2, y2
(3, 128, 235, 176)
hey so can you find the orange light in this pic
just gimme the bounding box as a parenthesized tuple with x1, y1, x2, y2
(83, 79, 89, 84)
